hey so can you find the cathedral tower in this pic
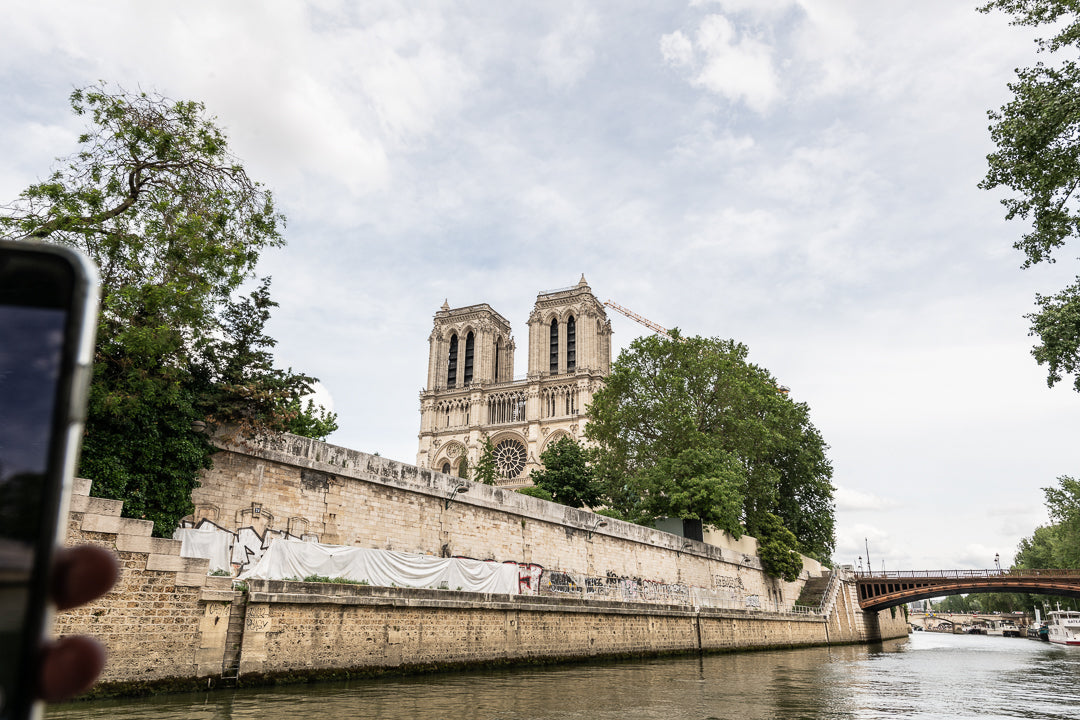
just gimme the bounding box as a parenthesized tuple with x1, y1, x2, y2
(417, 277, 611, 485)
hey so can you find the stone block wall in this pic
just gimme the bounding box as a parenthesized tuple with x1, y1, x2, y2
(235, 580, 854, 678)
(55, 441, 904, 694)
(194, 433, 817, 609)
(56, 479, 241, 684)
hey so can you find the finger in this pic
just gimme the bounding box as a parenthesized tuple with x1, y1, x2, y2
(51, 545, 119, 611)
(36, 635, 106, 703)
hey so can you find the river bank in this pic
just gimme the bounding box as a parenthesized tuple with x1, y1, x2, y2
(55, 434, 906, 698)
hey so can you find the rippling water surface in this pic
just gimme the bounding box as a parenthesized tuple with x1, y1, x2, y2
(48, 633, 1080, 720)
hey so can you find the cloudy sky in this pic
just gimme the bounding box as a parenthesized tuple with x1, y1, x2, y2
(3, 1, 1077, 571)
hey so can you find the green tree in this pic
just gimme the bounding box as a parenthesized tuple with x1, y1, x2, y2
(516, 486, 554, 502)
(1041, 474, 1080, 567)
(529, 436, 601, 508)
(457, 455, 470, 480)
(755, 512, 804, 582)
(934, 594, 973, 613)
(980, 1, 1080, 390)
(585, 332, 835, 562)
(1015, 523, 1062, 574)
(473, 438, 498, 486)
(0, 84, 333, 534)
(192, 277, 337, 440)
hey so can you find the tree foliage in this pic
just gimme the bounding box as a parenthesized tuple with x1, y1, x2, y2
(1018, 475, 1080, 569)
(755, 512, 804, 583)
(980, 1, 1080, 390)
(1010, 475, 1080, 609)
(585, 332, 835, 564)
(516, 486, 554, 502)
(473, 438, 498, 486)
(192, 277, 336, 441)
(0, 85, 334, 534)
(529, 436, 601, 508)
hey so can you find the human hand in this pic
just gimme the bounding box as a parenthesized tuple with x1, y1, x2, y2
(37, 545, 119, 702)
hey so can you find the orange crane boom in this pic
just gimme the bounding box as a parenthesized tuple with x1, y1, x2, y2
(603, 300, 673, 339)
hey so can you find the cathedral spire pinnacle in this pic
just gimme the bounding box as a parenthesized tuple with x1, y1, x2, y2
(578, 274, 588, 286)
(440, 299, 450, 311)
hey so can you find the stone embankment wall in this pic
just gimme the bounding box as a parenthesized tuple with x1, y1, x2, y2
(56, 442, 907, 694)
(193, 433, 821, 608)
(55, 479, 239, 685)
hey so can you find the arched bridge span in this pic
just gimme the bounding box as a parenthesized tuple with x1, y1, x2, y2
(856, 570, 1080, 611)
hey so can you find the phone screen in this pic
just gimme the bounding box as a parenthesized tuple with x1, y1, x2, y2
(0, 244, 94, 720)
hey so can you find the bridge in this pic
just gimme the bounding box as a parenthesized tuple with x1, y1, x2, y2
(855, 569, 1080, 611)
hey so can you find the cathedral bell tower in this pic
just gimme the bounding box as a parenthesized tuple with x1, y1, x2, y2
(417, 277, 611, 486)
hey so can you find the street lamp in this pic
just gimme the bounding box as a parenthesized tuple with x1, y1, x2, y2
(994, 553, 1001, 573)
(586, 518, 608, 540)
(445, 482, 469, 509)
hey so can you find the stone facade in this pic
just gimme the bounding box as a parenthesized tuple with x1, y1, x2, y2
(416, 276, 612, 485)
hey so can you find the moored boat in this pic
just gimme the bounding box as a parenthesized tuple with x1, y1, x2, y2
(1046, 610, 1080, 646)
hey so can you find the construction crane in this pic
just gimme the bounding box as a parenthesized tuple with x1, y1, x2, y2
(603, 300, 674, 340)
(603, 299, 790, 396)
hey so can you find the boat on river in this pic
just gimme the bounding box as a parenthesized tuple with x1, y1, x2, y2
(998, 620, 1021, 638)
(1046, 610, 1080, 646)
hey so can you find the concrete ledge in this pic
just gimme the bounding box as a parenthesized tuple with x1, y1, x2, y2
(115, 534, 183, 555)
(200, 588, 240, 602)
(245, 581, 825, 623)
(176, 571, 211, 587)
(85, 496, 125, 516)
(203, 576, 236, 591)
(147, 554, 210, 573)
(80, 513, 154, 537)
(73, 477, 93, 496)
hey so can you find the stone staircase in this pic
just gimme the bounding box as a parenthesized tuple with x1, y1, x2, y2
(69, 477, 215, 585)
(796, 571, 833, 610)
(62, 478, 241, 684)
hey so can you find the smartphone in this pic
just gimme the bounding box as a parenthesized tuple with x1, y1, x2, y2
(0, 240, 98, 720)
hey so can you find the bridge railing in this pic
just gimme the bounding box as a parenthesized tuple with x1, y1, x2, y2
(854, 569, 1080, 579)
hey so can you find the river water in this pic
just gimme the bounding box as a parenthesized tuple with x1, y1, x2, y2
(47, 632, 1080, 720)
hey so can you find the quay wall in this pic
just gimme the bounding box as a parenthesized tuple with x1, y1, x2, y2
(193, 433, 818, 608)
(55, 435, 907, 694)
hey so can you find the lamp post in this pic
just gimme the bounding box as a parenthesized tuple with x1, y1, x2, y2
(586, 518, 608, 540)
(445, 482, 469, 509)
(994, 552, 1001, 574)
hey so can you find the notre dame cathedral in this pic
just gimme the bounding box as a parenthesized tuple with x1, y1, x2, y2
(417, 276, 612, 485)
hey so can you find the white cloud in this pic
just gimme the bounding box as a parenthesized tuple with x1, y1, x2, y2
(835, 486, 899, 512)
(660, 31, 694, 68)
(691, 15, 780, 113)
(537, 8, 599, 89)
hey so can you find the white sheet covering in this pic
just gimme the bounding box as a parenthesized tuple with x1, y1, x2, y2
(173, 526, 233, 573)
(238, 538, 519, 594)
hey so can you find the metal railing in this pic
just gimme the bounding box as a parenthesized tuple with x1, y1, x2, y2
(854, 569, 1080, 579)
(817, 569, 841, 615)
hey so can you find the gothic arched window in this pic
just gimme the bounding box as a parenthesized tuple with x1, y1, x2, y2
(464, 331, 475, 386)
(566, 315, 576, 372)
(441, 462, 451, 475)
(494, 337, 502, 383)
(447, 334, 458, 388)
(549, 317, 559, 375)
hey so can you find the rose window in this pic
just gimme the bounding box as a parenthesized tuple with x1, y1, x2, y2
(493, 438, 527, 479)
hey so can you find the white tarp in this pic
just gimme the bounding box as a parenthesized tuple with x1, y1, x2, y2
(238, 538, 519, 595)
(173, 526, 233, 573)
